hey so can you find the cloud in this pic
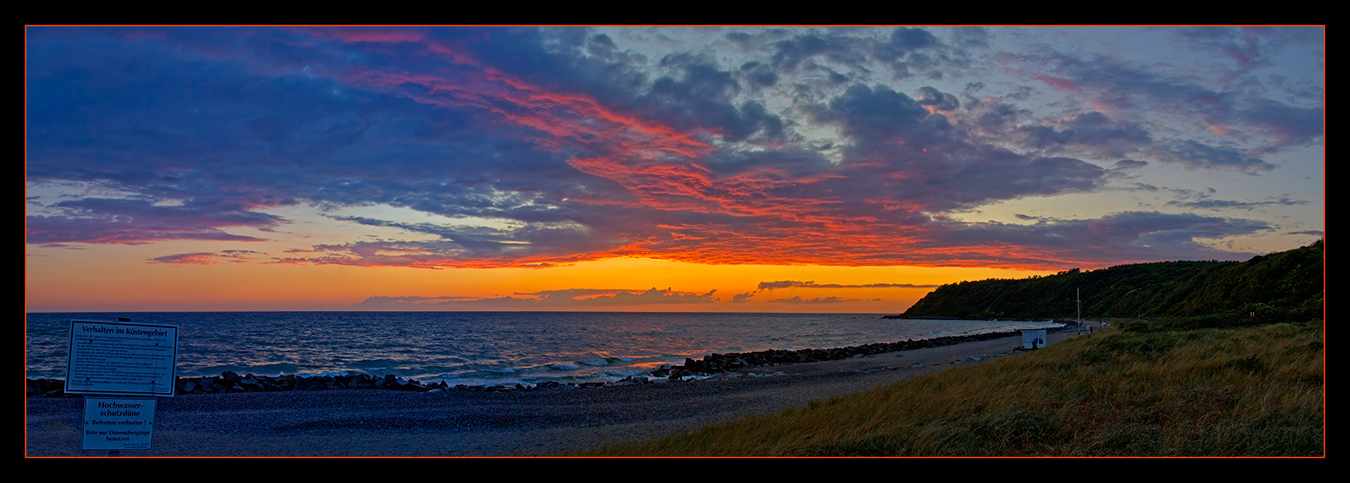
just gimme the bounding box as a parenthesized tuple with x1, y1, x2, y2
(806, 83, 1109, 211)
(25, 27, 1308, 272)
(1011, 49, 1323, 156)
(1236, 99, 1324, 146)
(950, 27, 990, 48)
(968, 100, 1026, 131)
(515, 288, 647, 297)
(769, 296, 857, 304)
(1165, 196, 1307, 211)
(149, 250, 260, 264)
(633, 52, 789, 143)
(1154, 140, 1273, 173)
(354, 295, 540, 310)
(1015, 111, 1152, 157)
(918, 211, 1271, 267)
(317, 216, 617, 268)
(738, 61, 778, 88)
(1113, 159, 1149, 170)
(353, 287, 717, 309)
(756, 281, 940, 291)
(26, 198, 281, 245)
(915, 86, 960, 111)
(540, 287, 720, 306)
(148, 253, 220, 265)
(769, 32, 872, 72)
(1169, 27, 1323, 71)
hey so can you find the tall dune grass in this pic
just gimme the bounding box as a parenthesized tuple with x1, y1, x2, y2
(584, 320, 1323, 456)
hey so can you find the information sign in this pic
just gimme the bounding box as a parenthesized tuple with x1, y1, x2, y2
(65, 319, 178, 396)
(82, 398, 155, 450)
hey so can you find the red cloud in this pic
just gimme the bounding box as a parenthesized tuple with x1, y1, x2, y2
(1035, 75, 1078, 91)
(148, 253, 221, 265)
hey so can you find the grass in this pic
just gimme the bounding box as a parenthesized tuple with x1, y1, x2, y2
(583, 319, 1324, 456)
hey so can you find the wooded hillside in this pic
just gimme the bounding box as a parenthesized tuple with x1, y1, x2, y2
(901, 240, 1323, 322)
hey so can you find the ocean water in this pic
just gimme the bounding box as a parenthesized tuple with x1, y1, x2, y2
(26, 312, 1060, 387)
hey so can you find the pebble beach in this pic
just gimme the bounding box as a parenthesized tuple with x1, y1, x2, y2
(25, 324, 1097, 457)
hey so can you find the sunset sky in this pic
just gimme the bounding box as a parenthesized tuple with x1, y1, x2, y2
(26, 26, 1324, 313)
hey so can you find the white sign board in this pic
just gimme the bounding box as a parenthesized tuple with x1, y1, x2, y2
(66, 319, 178, 396)
(82, 398, 155, 450)
(1021, 329, 1048, 349)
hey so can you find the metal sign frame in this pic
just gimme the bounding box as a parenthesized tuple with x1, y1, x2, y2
(65, 319, 179, 397)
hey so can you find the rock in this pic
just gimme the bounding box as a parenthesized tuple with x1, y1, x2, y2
(293, 376, 316, 391)
(27, 378, 66, 397)
(650, 331, 1020, 378)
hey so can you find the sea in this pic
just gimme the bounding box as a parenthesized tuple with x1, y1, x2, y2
(26, 312, 1061, 388)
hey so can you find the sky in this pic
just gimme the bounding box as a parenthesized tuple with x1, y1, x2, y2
(25, 26, 1324, 313)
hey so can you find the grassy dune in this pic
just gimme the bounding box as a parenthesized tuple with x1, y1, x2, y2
(584, 320, 1323, 456)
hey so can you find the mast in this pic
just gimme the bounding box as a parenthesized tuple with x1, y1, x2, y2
(1077, 288, 1082, 330)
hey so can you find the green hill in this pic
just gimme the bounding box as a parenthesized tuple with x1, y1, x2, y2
(584, 319, 1323, 456)
(582, 241, 1324, 456)
(901, 239, 1323, 323)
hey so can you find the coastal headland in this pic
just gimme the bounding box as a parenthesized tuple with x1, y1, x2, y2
(24, 323, 1093, 457)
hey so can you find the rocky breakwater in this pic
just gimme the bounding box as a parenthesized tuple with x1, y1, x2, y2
(26, 371, 665, 397)
(26, 371, 451, 398)
(653, 331, 1021, 378)
(27, 331, 1029, 397)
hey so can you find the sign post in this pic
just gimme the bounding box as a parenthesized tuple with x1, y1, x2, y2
(66, 318, 178, 453)
(1077, 288, 1082, 334)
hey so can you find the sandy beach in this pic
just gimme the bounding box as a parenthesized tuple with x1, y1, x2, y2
(26, 324, 1099, 457)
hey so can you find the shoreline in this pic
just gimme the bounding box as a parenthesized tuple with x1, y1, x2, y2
(26, 322, 1102, 457)
(28, 327, 1061, 398)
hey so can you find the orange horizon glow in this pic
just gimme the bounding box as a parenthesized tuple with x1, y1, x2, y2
(25, 247, 1055, 313)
